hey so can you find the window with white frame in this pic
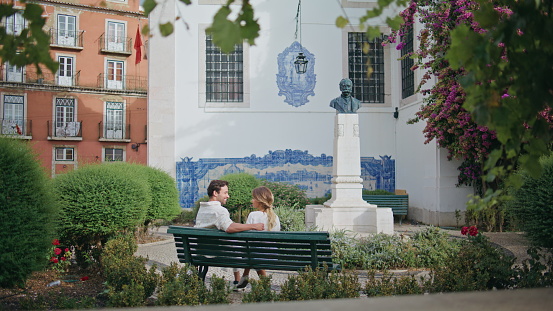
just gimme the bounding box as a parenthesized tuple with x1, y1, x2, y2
(55, 98, 80, 137)
(106, 21, 126, 52)
(105, 101, 124, 139)
(57, 15, 76, 46)
(104, 147, 124, 162)
(1, 94, 24, 135)
(106, 60, 124, 89)
(348, 32, 386, 103)
(401, 26, 415, 99)
(205, 35, 243, 102)
(58, 56, 74, 86)
(55, 147, 74, 161)
(5, 11, 25, 35)
(4, 62, 23, 82)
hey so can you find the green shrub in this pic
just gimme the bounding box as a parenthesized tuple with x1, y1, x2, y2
(356, 234, 406, 269)
(309, 192, 331, 204)
(364, 271, 424, 297)
(261, 180, 310, 209)
(428, 233, 514, 292)
(409, 226, 460, 268)
(508, 154, 553, 248)
(101, 234, 159, 305)
(274, 206, 306, 231)
(140, 165, 181, 223)
(220, 173, 260, 221)
(279, 267, 360, 301)
(53, 163, 150, 265)
(0, 138, 58, 287)
(156, 263, 208, 306)
(242, 276, 278, 303)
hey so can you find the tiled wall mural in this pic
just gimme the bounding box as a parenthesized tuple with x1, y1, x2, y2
(276, 41, 316, 107)
(176, 149, 395, 208)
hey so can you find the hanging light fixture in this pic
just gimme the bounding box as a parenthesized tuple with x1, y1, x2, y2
(294, 0, 308, 74)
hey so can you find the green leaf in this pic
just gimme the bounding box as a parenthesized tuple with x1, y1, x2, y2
(385, 16, 403, 31)
(178, 0, 192, 4)
(143, 0, 158, 16)
(336, 16, 349, 28)
(159, 22, 174, 37)
(366, 26, 382, 41)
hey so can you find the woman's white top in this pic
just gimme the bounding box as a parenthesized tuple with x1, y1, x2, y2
(246, 210, 281, 232)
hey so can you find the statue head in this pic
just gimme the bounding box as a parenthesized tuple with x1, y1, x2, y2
(339, 78, 353, 96)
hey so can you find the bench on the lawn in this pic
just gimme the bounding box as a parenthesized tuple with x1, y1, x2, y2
(362, 194, 409, 224)
(167, 226, 341, 281)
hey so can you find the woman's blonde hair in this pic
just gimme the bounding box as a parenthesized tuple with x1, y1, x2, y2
(252, 186, 277, 231)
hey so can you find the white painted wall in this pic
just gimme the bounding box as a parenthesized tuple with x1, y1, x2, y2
(148, 0, 472, 226)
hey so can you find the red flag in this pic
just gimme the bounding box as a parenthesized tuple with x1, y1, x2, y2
(134, 26, 143, 65)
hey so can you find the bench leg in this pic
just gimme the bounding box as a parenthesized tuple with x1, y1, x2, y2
(197, 265, 209, 282)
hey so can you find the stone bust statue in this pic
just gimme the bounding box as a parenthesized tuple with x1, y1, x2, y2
(330, 78, 360, 113)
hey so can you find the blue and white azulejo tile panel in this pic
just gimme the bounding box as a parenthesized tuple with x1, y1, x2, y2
(176, 149, 395, 208)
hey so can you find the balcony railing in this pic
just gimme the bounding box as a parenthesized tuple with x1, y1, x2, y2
(1, 119, 31, 137)
(47, 120, 82, 139)
(49, 28, 84, 48)
(98, 121, 131, 141)
(99, 33, 132, 54)
(97, 74, 147, 91)
(0, 65, 145, 92)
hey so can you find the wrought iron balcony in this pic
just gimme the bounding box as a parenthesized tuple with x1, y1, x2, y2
(98, 121, 131, 141)
(49, 28, 85, 49)
(0, 65, 81, 86)
(97, 74, 147, 91)
(47, 120, 82, 140)
(1, 119, 32, 137)
(99, 33, 132, 54)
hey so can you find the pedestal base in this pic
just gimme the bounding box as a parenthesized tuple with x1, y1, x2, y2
(305, 205, 394, 234)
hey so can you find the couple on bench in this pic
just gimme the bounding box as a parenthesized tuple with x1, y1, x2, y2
(194, 180, 281, 289)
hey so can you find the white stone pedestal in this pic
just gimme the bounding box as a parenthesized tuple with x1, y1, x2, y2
(306, 113, 393, 234)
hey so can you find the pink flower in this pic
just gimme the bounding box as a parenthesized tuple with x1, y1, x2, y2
(461, 226, 469, 235)
(54, 248, 62, 255)
(50, 257, 59, 263)
(52, 239, 60, 246)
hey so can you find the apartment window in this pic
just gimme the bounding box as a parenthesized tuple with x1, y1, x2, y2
(55, 147, 74, 161)
(104, 148, 124, 162)
(107, 21, 125, 52)
(107, 60, 124, 89)
(401, 26, 415, 99)
(105, 101, 124, 139)
(58, 56, 74, 86)
(5, 11, 25, 35)
(348, 32, 385, 103)
(205, 35, 243, 102)
(57, 15, 76, 46)
(1, 95, 24, 135)
(5, 62, 23, 82)
(55, 98, 79, 137)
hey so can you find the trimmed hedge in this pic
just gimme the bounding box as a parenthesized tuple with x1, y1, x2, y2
(0, 138, 58, 287)
(261, 180, 310, 209)
(509, 154, 553, 248)
(53, 163, 151, 263)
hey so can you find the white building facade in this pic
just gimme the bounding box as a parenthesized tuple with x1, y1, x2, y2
(148, 0, 472, 226)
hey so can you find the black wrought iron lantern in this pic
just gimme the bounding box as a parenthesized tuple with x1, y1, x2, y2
(294, 52, 308, 74)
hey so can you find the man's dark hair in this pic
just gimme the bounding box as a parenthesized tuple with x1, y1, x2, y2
(207, 180, 229, 197)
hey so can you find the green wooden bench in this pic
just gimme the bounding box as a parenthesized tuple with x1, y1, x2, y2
(362, 194, 409, 224)
(167, 226, 340, 281)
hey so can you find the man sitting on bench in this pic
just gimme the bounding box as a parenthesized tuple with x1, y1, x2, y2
(194, 179, 264, 286)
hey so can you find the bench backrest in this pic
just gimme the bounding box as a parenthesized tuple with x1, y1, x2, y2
(362, 194, 408, 215)
(167, 226, 337, 271)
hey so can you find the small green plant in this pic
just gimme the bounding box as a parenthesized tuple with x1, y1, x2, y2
(261, 180, 311, 209)
(156, 263, 209, 306)
(309, 192, 331, 204)
(364, 270, 424, 297)
(274, 206, 306, 231)
(107, 282, 146, 307)
(362, 189, 394, 195)
(242, 276, 278, 303)
(279, 267, 360, 301)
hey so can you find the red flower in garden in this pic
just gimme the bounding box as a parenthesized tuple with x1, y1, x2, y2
(60, 257, 67, 261)
(461, 226, 469, 235)
(468, 226, 478, 236)
(50, 257, 59, 263)
(52, 239, 60, 246)
(65, 248, 70, 253)
(80, 276, 89, 281)
(54, 248, 62, 255)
